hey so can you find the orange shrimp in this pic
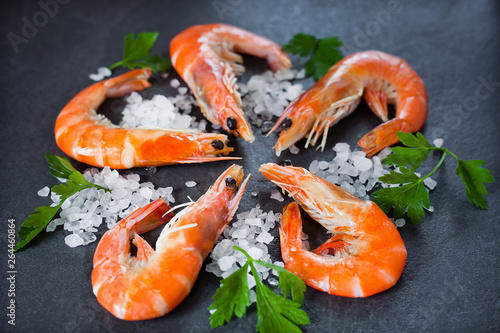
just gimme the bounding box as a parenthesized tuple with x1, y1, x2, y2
(55, 68, 236, 169)
(170, 23, 292, 143)
(268, 50, 427, 156)
(92, 165, 250, 320)
(259, 163, 407, 297)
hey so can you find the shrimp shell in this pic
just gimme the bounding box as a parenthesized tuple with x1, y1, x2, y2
(269, 50, 427, 156)
(55, 69, 236, 169)
(259, 163, 407, 297)
(92, 164, 250, 320)
(171, 24, 292, 142)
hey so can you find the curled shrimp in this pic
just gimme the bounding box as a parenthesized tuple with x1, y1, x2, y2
(170, 23, 292, 143)
(269, 50, 427, 156)
(55, 68, 236, 169)
(259, 163, 406, 297)
(92, 165, 250, 320)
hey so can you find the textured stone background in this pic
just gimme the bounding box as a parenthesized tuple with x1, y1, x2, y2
(0, 0, 499, 332)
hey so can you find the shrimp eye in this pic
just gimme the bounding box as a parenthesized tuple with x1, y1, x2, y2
(281, 117, 292, 130)
(211, 140, 224, 150)
(226, 117, 237, 130)
(279, 160, 292, 167)
(225, 176, 236, 188)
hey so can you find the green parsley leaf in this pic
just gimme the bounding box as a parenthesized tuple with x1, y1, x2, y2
(109, 32, 172, 73)
(14, 205, 62, 251)
(372, 131, 494, 225)
(383, 132, 432, 171)
(281, 33, 316, 57)
(378, 167, 421, 185)
(209, 246, 309, 332)
(14, 154, 109, 251)
(252, 262, 310, 333)
(372, 179, 430, 225)
(256, 260, 306, 304)
(209, 262, 250, 328)
(282, 33, 343, 81)
(455, 159, 494, 209)
(46, 153, 78, 180)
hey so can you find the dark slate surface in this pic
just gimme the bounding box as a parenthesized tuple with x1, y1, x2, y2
(1, 0, 499, 332)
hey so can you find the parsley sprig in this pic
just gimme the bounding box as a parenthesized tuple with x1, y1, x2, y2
(209, 246, 310, 333)
(282, 33, 343, 81)
(109, 32, 172, 73)
(372, 132, 495, 225)
(14, 154, 109, 251)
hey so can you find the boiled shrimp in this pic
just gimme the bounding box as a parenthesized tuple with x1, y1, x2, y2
(170, 23, 292, 143)
(55, 68, 236, 169)
(259, 163, 406, 297)
(92, 165, 250, 320)
(269, 50, 427, 156)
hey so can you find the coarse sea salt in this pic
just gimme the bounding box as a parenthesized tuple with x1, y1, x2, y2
(239, 69, 305, 133)
(185, 181, 197, 188)
(43, 167, 175, 248)
(207, 204, 283, 303)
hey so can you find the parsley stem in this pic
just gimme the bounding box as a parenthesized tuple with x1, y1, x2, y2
(421, 150, 447, 180)
(109, 61, 122, 70)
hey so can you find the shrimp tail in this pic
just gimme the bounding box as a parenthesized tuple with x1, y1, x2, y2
(105, 68, 152, 98)
(358, 118, 414, 156)
(93, 198, 173, 267)
(280, 202, 304, 254)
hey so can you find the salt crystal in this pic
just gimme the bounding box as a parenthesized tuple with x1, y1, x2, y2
(334, 142, 350, 152)
(249, 289, 257, 304)
(275, 69, 294, 81)
(377, 147, 392, 161)
(178, 87, 188, 95)
(433, 138, 444, 147)
(140, 187, 153, 200)
(89, 73, 103, 81)
(295, 68, 306, 79)
(270, 190, 284, 202)
(256, 232, 274, 244)
(211, 239, 234, 260)
(112, 188, 128, 200)
(423, 177, 437, 190)
(247, 247, 264, 260)
(335, 151, 350, 163)
(170, 79, 181, 88)
(38, 186, 50, 197)
(231, 225, 249, 238)
(260, 120, 275, 133)
(350, 152, 373, 172)
(309, 160, 320, 174)
(97, 67, 111, 77)
(268, 278, 279, 286)
(286, 84, 303, 100)
(65, 234, 84, 248)
(251, 192, 258, 197)
(217, 256, 236, 271)
(318, 161, 330, 170)
(79, 232, 97, 245)
(247, 274, 256, 290)
(247, 76, 266, 91)
(245, 218, 262, 226)
(395, 218, 406, 227)
(206, 262, 222, 277)
(185, 181, 197, 188)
